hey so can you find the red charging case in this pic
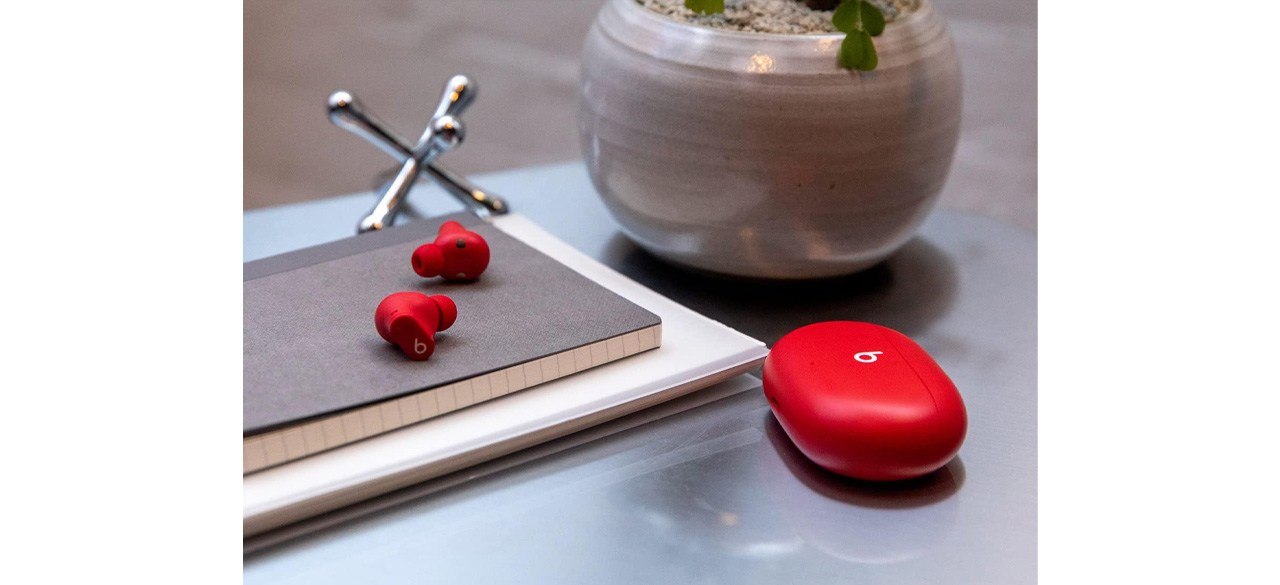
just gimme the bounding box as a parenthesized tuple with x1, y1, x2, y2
(762, 321, 967, 481)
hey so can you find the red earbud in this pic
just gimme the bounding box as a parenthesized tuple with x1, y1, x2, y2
(374, 292, 458, 361)
(411, 220, 491, 281)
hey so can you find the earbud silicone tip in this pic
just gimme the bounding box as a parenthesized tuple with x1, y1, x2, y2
(412, 244, 445, 277)
(432, 295, 458, 331)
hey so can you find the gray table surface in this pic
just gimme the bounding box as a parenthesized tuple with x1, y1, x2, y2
(243, 161, 1037, 583)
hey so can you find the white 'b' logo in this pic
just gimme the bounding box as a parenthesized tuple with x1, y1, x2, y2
(854, 351, 883, 363)
(414, 338, 429, 354)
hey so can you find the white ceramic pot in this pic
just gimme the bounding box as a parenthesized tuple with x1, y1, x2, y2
(578, 0, 961, 279)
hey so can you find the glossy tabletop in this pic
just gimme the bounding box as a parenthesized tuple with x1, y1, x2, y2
(243, 161, 1037, 583)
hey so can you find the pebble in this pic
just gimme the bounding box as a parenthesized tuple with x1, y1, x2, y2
(637, 0, 919, 34)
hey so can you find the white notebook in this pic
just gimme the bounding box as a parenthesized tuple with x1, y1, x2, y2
(243, 214, 768, 537)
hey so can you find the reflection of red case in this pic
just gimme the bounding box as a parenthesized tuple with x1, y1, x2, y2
(763, 321, 967, 481)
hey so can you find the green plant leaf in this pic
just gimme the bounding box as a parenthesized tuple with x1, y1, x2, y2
(860, 1, 885, 36)
(856, 31, 878, 70)
(839, 30, 878, 71)
(684, 0, 725, 15)
(838, 29, 865, 69)
(832, 0, 859, 33)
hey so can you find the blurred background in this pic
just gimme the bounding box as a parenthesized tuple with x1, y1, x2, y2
(244, 0, 1035, 231)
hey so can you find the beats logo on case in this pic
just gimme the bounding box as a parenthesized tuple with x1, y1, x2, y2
(374, 292, 458, 360)
(762, 321, 967, 481)
(411, 220, 491, 281)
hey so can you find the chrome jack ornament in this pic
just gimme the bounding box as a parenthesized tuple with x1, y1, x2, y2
(328, 75, 509, 233)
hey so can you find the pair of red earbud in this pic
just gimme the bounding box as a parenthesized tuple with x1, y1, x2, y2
(374, 221, 491, 361)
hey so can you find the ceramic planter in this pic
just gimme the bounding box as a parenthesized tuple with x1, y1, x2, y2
(578, 0, 961, 279)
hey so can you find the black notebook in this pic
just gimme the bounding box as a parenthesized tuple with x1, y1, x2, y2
(243, 214, 661, 473)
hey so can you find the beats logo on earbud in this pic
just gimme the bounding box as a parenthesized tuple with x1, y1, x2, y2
(374, 292, 458, 360)
(411, 220, 491, 281)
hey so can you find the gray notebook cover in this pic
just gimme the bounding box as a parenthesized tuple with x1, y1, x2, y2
(244, 214, 661, 435)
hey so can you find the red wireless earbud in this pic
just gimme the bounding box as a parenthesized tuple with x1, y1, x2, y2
(374, 292, 458, 361)
(411, 220, 491, 281)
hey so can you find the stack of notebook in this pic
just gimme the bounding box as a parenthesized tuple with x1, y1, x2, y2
(243, 213, 767, 536)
